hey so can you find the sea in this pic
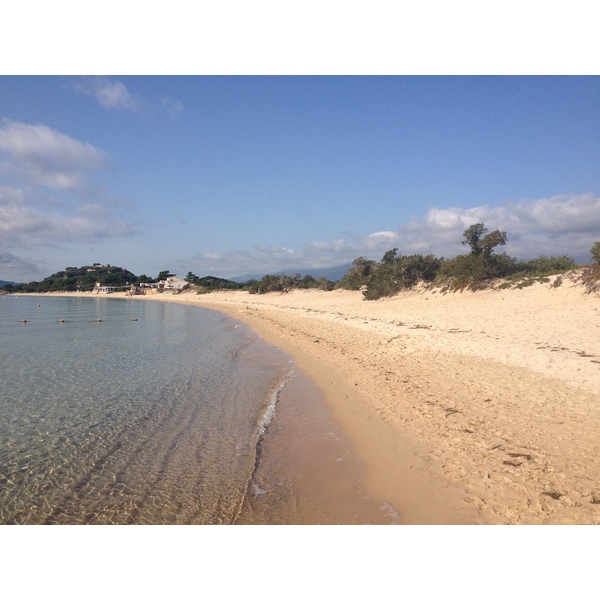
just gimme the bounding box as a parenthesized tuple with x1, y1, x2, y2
(0, 294, 295, 524)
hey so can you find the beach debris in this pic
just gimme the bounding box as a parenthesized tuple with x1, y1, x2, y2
(507, 452, 533, 461)
(542, 491, 564, 500)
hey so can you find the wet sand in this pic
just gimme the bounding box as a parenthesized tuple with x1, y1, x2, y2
(236, 369, 397, 524)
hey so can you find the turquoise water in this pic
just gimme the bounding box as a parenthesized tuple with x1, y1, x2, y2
(0, 295, 294, 524)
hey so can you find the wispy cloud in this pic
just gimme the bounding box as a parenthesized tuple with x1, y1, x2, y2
(186, 194, 600, 277)
(72, 77, 144, 113)
(71, 77, 183, 120)
(162, 96, 183, 119)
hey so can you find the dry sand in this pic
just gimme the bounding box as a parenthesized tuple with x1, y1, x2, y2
(132, 273, 600, 525)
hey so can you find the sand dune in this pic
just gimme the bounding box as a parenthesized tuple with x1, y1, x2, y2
(139, 273, 600, 524)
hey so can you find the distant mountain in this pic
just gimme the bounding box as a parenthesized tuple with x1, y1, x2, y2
(230, 263, 353, 284)
(0, 280, 19, 287)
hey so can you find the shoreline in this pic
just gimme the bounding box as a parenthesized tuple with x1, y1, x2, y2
(26, 279, 600, 524)
(221, 300, 479, 524)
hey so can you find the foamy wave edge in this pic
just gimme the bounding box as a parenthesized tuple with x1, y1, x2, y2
(232, 357, 296, 524)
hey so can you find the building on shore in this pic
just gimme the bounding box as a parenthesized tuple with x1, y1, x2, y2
(93, 282, 120, 294)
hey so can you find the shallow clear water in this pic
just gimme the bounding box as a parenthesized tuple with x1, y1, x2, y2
(0, 295, 294, 524)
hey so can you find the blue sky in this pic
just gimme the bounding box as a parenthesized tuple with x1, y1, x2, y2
(1, 75, 599, 282)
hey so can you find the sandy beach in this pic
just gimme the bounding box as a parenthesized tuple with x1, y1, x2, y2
(125, 272, 600, 525)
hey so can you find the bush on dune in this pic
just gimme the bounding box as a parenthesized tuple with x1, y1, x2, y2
(581, 241, 600, 293)
(361, 250, 443, 300)
(513, 255, 577, 277)
(243, 273, 334, 294)
(436, 252, 517, 291)
(336, 257, 377, 291)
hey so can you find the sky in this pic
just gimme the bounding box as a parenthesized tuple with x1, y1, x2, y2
(1, 75, 599, 282)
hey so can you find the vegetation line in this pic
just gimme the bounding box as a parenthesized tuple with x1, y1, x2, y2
(2, 226, 600, 299)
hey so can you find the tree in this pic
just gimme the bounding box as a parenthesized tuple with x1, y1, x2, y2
(337, 257, 377, 290)
(381, 248, 398, 264)
(462, 223, 507, 262)
(480, 229, 507, 262)
(185, 271, 200, 284)
(157, 270, 175, 281)
(461, 223, 487, 256)
(137, 274, 155, 284)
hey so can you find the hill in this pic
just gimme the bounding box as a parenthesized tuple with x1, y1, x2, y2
(185, 275, 243, 292)
(1, 264, 138, 293)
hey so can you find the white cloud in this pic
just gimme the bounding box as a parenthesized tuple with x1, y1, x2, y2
(73, 77, 142, 112)
(410, 194, 600, 260)
(0, 119, 108, 190)
(0, 121, 136, 280)
(186, 194, 600, 277)
(0, 186, 133, 247)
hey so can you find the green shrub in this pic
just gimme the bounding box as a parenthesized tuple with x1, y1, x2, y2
(337, 257, 377, 290)
(436, 252, 517, 291)
(244, 273, 334, 294)
(514, 255, 577, 277)
(363, 251, 443, 300)
(591, 241, 600, 265)
(581, 241, 600, 293)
